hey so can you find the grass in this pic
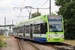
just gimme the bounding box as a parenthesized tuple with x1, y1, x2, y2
(0, 35, 9, 41)
(0, 39, 3, 47)
(0, 35, 9, 47)
(3, 42, 7, 47)
(64, 40, 75, 45)
(0, 39, 7, 47)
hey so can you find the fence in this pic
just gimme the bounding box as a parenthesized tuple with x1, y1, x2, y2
(0, 29, 6, 35)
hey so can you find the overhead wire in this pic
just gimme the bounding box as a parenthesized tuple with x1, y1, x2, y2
(18, 9, 22, 17)
(40, 0, 48, 8)
(18, 0, 25, 17)
(22, 0, 25, 6)
(18, 0, 48, 18)
(30, 0, 39, 6)
(29, 0, 39, 12)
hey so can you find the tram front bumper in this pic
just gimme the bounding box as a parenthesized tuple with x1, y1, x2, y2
(47, 38, 64, 42)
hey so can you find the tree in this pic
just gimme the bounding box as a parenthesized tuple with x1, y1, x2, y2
(31, 12, 41, 18)
(55, 0, 71, 7)
(51, 12, 57, 16)
(55, 0, 75, 39)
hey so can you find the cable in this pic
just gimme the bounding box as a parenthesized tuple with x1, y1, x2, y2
(18, 9, 22, 18)
(40, 0, 48, 8)
(18, 0, 25, 17)
(30, 0, 39, 6)
(22, 0, 25, 6)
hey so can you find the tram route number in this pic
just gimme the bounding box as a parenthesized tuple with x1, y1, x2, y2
(55, 34, 58, 37)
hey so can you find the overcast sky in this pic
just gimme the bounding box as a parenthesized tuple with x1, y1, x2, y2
(0, 0, 59, 25)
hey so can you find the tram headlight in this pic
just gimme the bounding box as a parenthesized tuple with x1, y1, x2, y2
(61, 35, 64, 37)
(50, 35, 52, 37)
(49, 35, 52, 38)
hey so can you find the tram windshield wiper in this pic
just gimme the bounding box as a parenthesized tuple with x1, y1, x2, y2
(50, 25, 56, 28)
(50, 25, 58, 32)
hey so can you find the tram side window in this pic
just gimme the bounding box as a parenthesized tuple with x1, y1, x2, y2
(26, 26, 30, 33)
(13, 28, 16, 33)
(16, 28, 18, 33)
(21, 26, 23, 33)
(15, 28, 17, 33)
(22, 26, 25, 33)
(40, 23, 47, 34)
(34, 24, 40, 34)
(13, 28, 15, 32)
(19, 27, 22, 33)
(18, 27, 23, 33)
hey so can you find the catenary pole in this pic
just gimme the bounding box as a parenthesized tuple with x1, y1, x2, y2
(49, 0, 51, 15)
(12, 20, 13, 32)
(4, 17, 6, 37)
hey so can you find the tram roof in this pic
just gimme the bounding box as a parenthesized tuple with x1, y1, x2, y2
(14, 15, 47, 27)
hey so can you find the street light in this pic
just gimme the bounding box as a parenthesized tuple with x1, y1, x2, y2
(25, 6, 32, 8)
(25, 6, 49, 18)
(25, 6, 32, 19)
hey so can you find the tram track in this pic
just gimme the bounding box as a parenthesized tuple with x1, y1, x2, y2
(17, 39, 23, 50)
(28, 41, 41, 50)
(28, 41, 75, 50)
(43, 42, 75, 50)
(42, 42, 75, 50)
(18, 39, 41, 50)
(16, 38, 75, 50)
(53, 42, 75, 50)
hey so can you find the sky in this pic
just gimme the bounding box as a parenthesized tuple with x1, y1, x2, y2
(0, 0, 59, 25)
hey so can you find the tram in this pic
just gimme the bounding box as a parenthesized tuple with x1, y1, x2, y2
(13, 15, 64, 42)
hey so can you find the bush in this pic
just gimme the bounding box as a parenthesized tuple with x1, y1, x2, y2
(0, 39, 3, 47)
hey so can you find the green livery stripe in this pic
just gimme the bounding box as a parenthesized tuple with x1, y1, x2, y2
(26, 35, 30, 36)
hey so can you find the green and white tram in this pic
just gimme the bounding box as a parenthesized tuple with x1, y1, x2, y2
(13, 15, 64, 42)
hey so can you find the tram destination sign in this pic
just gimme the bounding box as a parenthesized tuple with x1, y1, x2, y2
(48, 16, 62, 21)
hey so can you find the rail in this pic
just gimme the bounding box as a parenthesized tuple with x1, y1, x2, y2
(28, 41, 41, 50)
(17, 39, 23, 50)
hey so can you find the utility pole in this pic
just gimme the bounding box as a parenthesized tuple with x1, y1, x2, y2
(29, 8, 32, 19)
(29, 13, 31, 19)
(32, 8, 48, 16)
(4, 17, 6, 37)
(12, 20, 13, 32)
(25, 6, 32, 19)
(49, 0, 51, 15)
(37, 8, 39, 16)
(12, 20, 13, 25)
(4, 17, 6, 31)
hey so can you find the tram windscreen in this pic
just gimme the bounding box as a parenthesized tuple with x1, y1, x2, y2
(48, 16, 63, 32)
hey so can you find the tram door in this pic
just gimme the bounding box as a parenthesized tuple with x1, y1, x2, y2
(23, 25, 25, 38)
(30, 24, 33, 40)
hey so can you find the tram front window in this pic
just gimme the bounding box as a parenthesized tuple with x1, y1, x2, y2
(49, 21, 63, 32)
(48, 16, 63, 32)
